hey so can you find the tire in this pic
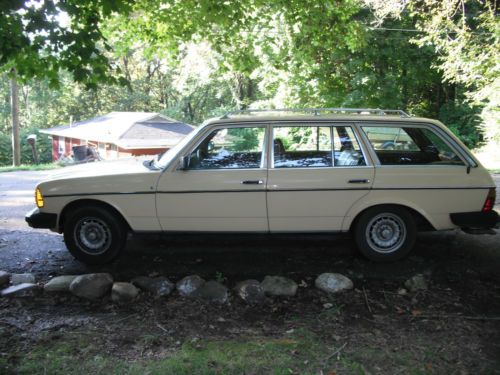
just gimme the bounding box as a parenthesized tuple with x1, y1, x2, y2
(63, 205, 128, 265)
(354, 206, 416, 262)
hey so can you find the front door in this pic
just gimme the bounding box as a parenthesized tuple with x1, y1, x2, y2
(156, 125, 269, 232)
(267, 123, 375, 232)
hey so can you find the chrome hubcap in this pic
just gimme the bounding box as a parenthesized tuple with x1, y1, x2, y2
(365, 213, 406, 254)
(74, 217, 111, 255)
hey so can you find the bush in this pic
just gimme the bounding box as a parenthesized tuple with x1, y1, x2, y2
(438, 101, 483, 149)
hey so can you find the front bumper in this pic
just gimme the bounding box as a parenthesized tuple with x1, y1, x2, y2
(25, 208, 57, 229)
(450, 210, 499, 229)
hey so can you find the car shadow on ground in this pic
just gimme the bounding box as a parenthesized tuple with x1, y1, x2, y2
(82, 229, 500, 287)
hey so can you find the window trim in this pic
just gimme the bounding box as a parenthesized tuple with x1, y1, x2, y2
(358, 122, 471, 167)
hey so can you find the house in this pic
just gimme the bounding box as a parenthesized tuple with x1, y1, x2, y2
(40, 112, 194, 161)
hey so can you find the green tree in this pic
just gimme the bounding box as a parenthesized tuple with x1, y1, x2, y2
(0, 0, 132, 88)
(364, 0, 499, 146)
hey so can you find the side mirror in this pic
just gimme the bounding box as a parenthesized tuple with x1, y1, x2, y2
(178, 155, 189, 170)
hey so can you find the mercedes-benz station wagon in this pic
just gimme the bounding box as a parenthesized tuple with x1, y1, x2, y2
(26, 108, 499, 264)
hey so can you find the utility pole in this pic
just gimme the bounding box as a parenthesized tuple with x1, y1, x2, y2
(11, 69, 21, 166)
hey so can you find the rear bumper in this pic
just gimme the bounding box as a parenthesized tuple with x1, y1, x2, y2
(25, 208, 57, 229)
(450, 210, 499, 229)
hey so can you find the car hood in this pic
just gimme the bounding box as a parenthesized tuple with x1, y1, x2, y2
(38, 158, 161, 197)
(45, 158, 152, 181)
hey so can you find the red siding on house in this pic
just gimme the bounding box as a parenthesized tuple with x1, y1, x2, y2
(52, 136, 59, 161)
(65, 138, 71, 156)
(51, 138, 167, 161)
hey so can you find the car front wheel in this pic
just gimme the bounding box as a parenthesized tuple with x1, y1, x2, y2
(354, 206, 416, 261)
(63, 206, 127, 264)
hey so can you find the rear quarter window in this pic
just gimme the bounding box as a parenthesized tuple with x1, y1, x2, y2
(362, 125, 465, 166)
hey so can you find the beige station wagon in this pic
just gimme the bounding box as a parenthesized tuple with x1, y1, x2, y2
(26, 108, 499, 264)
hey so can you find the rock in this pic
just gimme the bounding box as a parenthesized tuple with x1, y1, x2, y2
(44, 275, 79, 293)
(397, 288, 408, 296)
(234, 279, 265, 304)
(176, 275, 205, 297)
(261, 276, 298, 297)
(315, 273, 354, 294)
(131, 276, 174, 297)
(11, 273, 35, 285)
(0, 283, 39, 297)
(111, 282, 139, 303)
(404, 274, 428, 292)
(0, 271, 10, 287)
(69, 273, 113, 300)
(194, 280, 229, 303)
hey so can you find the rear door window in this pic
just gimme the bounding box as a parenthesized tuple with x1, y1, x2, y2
(272, 125, 366, 168)
(362, 125, 464, 165)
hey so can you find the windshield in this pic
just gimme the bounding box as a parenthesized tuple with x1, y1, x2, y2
(156, 124, 206, 169)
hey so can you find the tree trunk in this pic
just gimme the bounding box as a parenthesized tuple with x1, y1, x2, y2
(10, 70, 21, 166)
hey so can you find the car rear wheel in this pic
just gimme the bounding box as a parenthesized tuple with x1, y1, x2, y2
(63, 206, 127, 264)
(354, 206, 416, 261)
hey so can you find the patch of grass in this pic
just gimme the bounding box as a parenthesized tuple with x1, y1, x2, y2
(0, 163, 61, 173)
(0, 328, 458, 375)
(1, 330, 335, 375)
(488, 168, 500, 174)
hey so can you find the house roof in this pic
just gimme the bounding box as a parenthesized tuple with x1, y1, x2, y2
(40, 112, 194, 149)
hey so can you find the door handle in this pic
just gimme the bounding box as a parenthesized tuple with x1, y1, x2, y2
(348, 179, 370, 184)
(241, 180, 264, 185)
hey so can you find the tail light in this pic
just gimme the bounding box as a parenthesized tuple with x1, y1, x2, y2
(482, 188, 496, 212)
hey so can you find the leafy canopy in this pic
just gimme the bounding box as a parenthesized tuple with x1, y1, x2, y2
(0, 0, 132, 88)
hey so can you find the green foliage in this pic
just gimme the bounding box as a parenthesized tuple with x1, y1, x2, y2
(0, 163, 60, 173)
(0, 0, 133, 88)
(439, 101, 483, 148)
(229, 128, 261, 151)
(364, 0, 499, 147)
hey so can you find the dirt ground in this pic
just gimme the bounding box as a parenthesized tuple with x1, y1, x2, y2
(0, 170, 499, 374)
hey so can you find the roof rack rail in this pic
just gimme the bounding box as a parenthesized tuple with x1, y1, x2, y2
(220, 107, 410, 119)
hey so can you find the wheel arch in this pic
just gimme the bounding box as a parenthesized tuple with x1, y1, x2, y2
(346, 202, 436, 233)
(58, 199, 131, 233)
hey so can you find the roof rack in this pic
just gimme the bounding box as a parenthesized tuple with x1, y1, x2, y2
(220, 107, 410, 119)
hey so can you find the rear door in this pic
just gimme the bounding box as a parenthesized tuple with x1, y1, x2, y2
(266, 123, 375, 232)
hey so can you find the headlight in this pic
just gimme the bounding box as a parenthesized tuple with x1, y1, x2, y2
(35, 187, 44, 208)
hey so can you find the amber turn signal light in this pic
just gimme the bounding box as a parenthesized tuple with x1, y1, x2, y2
(35, 187, 44, 208)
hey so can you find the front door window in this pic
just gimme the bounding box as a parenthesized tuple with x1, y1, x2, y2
(187, 127, 266, 169)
